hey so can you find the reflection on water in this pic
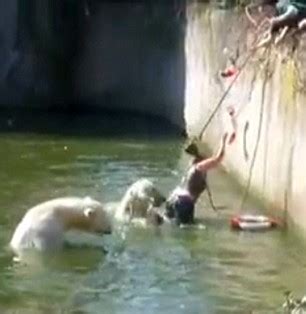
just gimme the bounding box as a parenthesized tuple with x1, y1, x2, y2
(0, 112, 306, 313)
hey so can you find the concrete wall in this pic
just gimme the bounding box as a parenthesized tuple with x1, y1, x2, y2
(0, 0, 80, 107)
(74, 2, 185, 127)
(0, 1, 185, 128)
(184, 3, 306, 228)
(0, 0, 23, 105)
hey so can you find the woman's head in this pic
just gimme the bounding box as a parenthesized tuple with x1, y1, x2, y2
(185, 141, 201, 158)
(185, 141, 207, 164)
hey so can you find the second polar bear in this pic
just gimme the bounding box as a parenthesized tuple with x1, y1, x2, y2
(115, 178, 166, 222)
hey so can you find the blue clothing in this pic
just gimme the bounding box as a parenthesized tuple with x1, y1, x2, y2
(277, 0, 306, 15)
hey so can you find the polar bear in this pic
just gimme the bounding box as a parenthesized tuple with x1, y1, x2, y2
(10, 196, 112, 253)
(115, 178, 166, 223)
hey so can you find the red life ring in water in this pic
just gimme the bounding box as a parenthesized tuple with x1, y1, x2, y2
(230, 215, 279, 231)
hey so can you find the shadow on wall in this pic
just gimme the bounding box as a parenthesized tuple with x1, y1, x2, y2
(0, 0, 81, 106)
(0, 0, 186, 129)
(74, 1, 186, 127)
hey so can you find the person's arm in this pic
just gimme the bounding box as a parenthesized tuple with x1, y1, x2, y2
(195, 133, 228, 173)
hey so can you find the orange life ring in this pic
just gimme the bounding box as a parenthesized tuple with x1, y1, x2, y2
(230, 214, 279, 231)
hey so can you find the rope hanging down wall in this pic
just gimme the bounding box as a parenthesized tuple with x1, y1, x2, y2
(239, 46, 271, 210)
(198, 48, 257, 141)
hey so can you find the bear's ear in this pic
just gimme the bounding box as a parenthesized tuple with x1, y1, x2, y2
(84, 207, 96, 218)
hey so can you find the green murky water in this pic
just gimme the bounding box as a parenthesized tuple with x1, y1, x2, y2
(0, 112, 306, 314)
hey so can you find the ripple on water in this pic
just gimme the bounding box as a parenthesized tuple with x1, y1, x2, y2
(67, 227, 215, 314)
(2, 118, 306, 314)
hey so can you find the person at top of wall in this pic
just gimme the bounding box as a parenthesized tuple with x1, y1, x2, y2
(165, 107, 237, 226)
(255, 0, 306, 48)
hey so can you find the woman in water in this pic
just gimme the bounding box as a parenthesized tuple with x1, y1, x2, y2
(165, 107, 236, 225)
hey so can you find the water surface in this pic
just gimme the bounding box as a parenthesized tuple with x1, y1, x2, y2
(0, 112, 305, 314)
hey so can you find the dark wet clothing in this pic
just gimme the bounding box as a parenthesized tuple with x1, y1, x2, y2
(165, 193, 195, 225)
(165, 164, 207, 224)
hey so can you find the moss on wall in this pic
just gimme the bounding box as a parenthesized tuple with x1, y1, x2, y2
(280, 59, 298, 109)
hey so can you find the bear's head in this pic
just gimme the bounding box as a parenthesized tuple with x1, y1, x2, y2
(150, 187, 166, 207)
(83, 198, 112, 234)
(140, 179, 166, 207)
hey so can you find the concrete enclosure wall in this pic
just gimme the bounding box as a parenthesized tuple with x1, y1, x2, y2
(3, 0, 306, 228)
(0, 0, 185, 128)
(0, 0, 81, 107)
(184, 3, 306, 229)
(74, 2, 185, 126)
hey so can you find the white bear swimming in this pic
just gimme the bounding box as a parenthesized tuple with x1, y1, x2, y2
(10, 196, 112, 253)
(115, 178, 166, 223)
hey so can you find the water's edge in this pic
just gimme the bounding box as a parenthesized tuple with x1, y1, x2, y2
(1, 114, 306, 313)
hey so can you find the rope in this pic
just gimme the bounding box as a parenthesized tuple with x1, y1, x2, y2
(186, 15, 272, 212)
(239, 47, 271, 210)
(245, 4, 259, 28)
(205, 179, 217, 212)
(196, 5, 273, 141)
(187, 41, 258, 214)
(197, 48, 256, 141)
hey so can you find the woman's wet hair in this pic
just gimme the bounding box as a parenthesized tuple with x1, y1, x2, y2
(184, 140, 201, 157)
(185, 140, 207, 162)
